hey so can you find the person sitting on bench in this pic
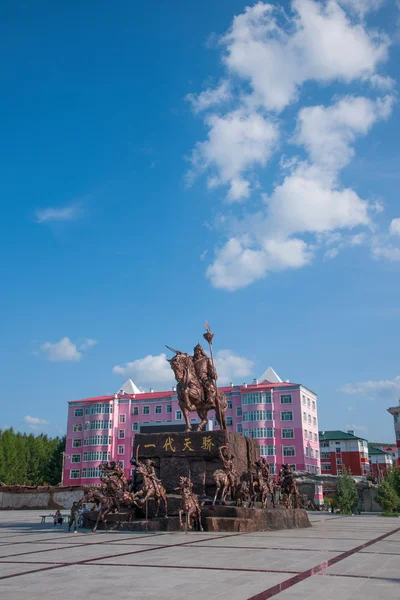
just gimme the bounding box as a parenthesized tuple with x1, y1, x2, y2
(53, 510, 63, 526)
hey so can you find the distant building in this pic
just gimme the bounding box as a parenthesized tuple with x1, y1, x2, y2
(63, 367, 321, 486)
(387, 401, 400, 466)
(368, 444, 395, 479)
(319, 430, 370, 477)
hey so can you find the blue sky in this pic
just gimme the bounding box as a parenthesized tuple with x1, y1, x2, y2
(1, 0, 400, 442)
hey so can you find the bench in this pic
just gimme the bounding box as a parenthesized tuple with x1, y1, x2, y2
(40, 514, 70, 524)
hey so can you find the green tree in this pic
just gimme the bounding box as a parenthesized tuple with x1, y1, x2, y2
(385, 467, 400, 497)
(334, 470, 358, 514)
(0, 428, 65, 486)
(376, 479, 400, 514)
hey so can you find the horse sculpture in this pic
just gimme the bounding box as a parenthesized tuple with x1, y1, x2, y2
(82, 487, 119, 533)
(176, 476, 203, 531)
(253, 458, 277, 508)
(278, 464, 303, 509)
(132, 452, 168, 518)
(168, 351, 227, 432)
(213, 446, 238, 505)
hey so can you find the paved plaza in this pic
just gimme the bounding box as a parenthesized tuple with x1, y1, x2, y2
(0, 511, 399, 599)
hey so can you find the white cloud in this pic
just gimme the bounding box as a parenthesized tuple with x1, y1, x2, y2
(214, 350, 254, 384)
(389, 218, 400, 236)
(372, 244, 400, 261)
(222, 0, 389, 112)
(24, 415, 49, 426)
(188, 109, 279, 201)
(207, 236, 312, 290)
(34, 203, 82, 224)
(340, 375, 400, 400)
(40, 337, 82, 362)
(185, 1, 395, 289)
(294, 95, 393, 173)
(113, 353, 175, 387)
(79, 338, 97, 351)
(338, 0, 385, 17)
(112, 349, 254, 388)
(186, 80, 231, 113)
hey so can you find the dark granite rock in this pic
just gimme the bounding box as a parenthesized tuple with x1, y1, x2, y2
(132, 431, 259, 495)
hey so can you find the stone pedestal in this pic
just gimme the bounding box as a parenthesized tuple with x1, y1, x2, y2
(132, 431, 259, 495)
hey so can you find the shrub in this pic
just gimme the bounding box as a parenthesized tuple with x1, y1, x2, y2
(334, 470, 358, 514)
(376, 479, 400, 514)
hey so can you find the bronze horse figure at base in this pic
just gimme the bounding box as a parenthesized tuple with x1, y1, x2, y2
(176, 476, 203, 532)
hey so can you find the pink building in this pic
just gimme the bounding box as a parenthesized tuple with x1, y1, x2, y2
(63, 367, 320, 486)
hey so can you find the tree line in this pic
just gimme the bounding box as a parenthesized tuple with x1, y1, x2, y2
(0, 428, 65, 486)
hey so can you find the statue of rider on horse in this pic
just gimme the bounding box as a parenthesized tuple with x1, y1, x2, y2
(166, 323, 227, 432)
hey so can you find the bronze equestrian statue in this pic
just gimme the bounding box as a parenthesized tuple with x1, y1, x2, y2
(167, 324, 227, 431)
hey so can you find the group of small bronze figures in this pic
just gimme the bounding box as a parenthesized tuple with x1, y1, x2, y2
(213, 448, 303, 511)
(81, 451, 302, 532)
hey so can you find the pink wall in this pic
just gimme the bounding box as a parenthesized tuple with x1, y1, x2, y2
(63, 383, 320, 485)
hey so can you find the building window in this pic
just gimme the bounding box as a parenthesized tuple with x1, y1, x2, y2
(321, 463, 331, 470)
(226, 416, 233, 426)
(310, 448, 314, 458)
(175, 410, 182, 420)
(85, 403, 112, 416)
(336, 447, 341, 454)
(84, 435, 111, 446)
(283, 446, 295, 457)
(132, 406, 139, 415)
(282, 428, 294, 439)
(305, 447, 309, 457)
(315, 450, 319, 459)
(82, 467, 101, 479)
(314, 433, 318, 442)
(70, 469, 80, 479)
(304, 430, 308, 439)
(227, 400, 232, 410)
(280, 394, 292, 404)
(312, 400, 316, 410)
(242, 427, 274, 439)
(118, 429, 125, 439)
(74, 408, 84, 417)
(117, 460, 124, 468)
(269, 463, 276, 475)
(308, 414, 311, 424)
(119, 414, 126, 424)
(281, 411, 293, 421)
(143, 406, 150, 415)
(155, 405, 162, 414)
(89, 420, 112, 430)
(337, 469, 343, 476)
(73, 423, 82, 432)
(321, 441, 329, 448)
(236, 406, 242, 417)
(303, 412, 307, 422)
(242, 392, 271, 405)
(243, 410, 273, 422)
(302, 395, 306, 405)
(237, 423, 242, 434)
(83, 451, 110, 462)
(117, 445, 125, 455)
(85, 421, 90, 430)
(71, 454, 81, 463)
(321, 452, 330, 459)
(132, 422, 138, 431)
(336, 458, 342, 465)
(166, 405, 172, 413)
(72, 438, 82, 448)
(259, 445, 276, 456)
(313, 417, 317, 427)
(307, 398, 310, 408)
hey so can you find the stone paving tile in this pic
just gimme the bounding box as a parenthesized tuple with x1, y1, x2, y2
(93, 545, 340, 572)
(0, 542, 153, 563)
(0, 563, 290, 600)
(0, 511, 400, 599)
(323, 552, 400, 579)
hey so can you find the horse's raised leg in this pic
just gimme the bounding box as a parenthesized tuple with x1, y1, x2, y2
(163, 494, 168, 518)
(212, 482, 220, 505)
(196, 407, 208, 431)
(92, 509, 102, 533)
(181, 404, 192, 432)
